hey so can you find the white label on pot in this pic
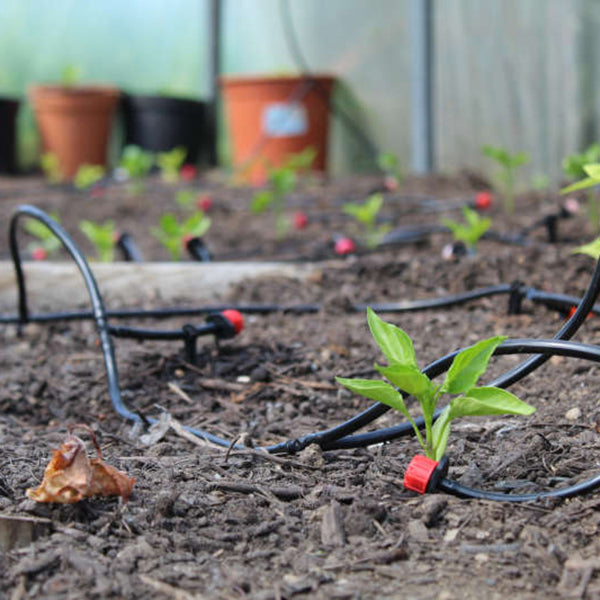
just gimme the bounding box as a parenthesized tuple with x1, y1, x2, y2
(262, 103, 308, 138)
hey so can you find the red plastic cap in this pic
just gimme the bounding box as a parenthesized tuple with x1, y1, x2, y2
(221, 309, 244, 335)
(404, 455, 439, 494)
(474, 191, 493, 211)
(567, 306, 593, 320)
(31, 247, 47, 261)
(293, 211, 308, 230)
(335, 237, 356, 255)
(197, 195, 213, 212)
(180, 164, 198, 181)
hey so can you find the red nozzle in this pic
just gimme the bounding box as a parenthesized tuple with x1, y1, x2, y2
(404, 455, 439, 494)
(293, 211, 308, 230)
(335, 237, 356, 256)
(474, 191, 493, 211)
(221, 309, 244, 335)
(197, 195, 213, 212)
(31, 247, 48, 261)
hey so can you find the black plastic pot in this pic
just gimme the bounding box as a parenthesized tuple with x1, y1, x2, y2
(0, 97, 19, 174)
(121, 95, 208, 165)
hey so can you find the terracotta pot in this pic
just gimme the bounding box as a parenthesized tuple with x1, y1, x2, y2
(29, 85, 120, 179)
(220, 74, 334, 183)
(0, 97, 19, 174)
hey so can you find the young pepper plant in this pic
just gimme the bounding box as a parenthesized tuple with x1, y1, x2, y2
(343, 194, 391, 249)
(24, 212, 62, 259)
(440, 206, 491, 253)
(151, 212, 211, 260)
(74, 164, 105, 191)
(482, 145, 529, 214)
(119, 145, 154, 196)
(79, 220, 116, 262)
(156, 146, 187, 183)
(561, 160, 600, 233)
(336, 309, 535, 461)
(251, 148, 316, 239)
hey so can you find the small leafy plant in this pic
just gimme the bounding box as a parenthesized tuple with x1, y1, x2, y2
(151, 212, 211, 260)
(482, 145, 529, 214)
(251, 148, 316, 239)
(74, 164, 105, 191)
(441, 206, 491, 253)
(119, 145, 154, 195)
(40, 152, 64, 184)
(60, 64, 81, 87)
(377, 151, 403, 190)
(175, 189, 196, 209)
(343, 194, 391, 249)
(79, 220, 116, 262)
(336, 309, 535, 461)
(156, 146, 187, 183)
(571, 236, 600, 260)
(562, 148, 600, 233)
(24, 213, 62, 259)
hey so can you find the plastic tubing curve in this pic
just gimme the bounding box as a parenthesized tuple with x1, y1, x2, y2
(6, 205, 600, 502)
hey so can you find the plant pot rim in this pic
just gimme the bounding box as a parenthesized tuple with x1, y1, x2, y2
(219, 73, 336, 88)
(29, 84, 120, 99)
(122, 94, 206, 115)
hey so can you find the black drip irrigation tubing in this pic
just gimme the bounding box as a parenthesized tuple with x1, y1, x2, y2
(4, 205, 600, 502)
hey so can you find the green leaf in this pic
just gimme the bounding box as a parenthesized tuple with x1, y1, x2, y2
(184, 213, 211, 238)
(335, 377, 411, 419)
(159, 213, 180, 235)
(366, 307, 417, 367)
(572, 237, 600, 260)
(375, 364, 434, 403)
(509, 152, 529, 168)
(560, 177, 600, 195)
(270, 168, 296, 195)
(251, 190, 274, 213)
(441, 336, 506, 394)
(584, 164, 600, 179)
(450, 387, 535, 418)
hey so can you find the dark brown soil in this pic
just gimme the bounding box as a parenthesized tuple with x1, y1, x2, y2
(1, 173, 600, 599)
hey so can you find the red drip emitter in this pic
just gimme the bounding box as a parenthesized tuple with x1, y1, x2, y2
(404, 455, 450, 494)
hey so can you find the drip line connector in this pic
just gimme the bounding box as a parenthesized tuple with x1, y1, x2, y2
(186, 237, 212, 262)
(404, 455, 449, 494)
(508, 280, 526, 315)
(116, 233, 144, 262)
(207, 309, 244, 339)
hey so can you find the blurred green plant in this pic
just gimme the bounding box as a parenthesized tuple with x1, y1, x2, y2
(40, 152, 64, 184)
(156, 146, 187, 183)
(79, 219, 116, 262)
(343, 194, 391, 249)
(482, 145, 529, 214)
(151, 212, 211, 260)
(377, 151, 403, 187)
(60, 64, 81, 87)
(74, 164, 105, 191)
(175, 189, 196, 209)
(24, 212, 62, 258)
(562, 144, 600, 233)
(572, 237, 600, 260)
(251, 147, 316, 239)
(119, 145, 154, 195)
(441, 206, 491, 253)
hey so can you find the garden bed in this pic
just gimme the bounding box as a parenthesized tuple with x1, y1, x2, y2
(1, 172, 600, 598)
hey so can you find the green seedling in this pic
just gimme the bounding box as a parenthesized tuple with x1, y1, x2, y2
(156, 146, 187, 183)
(251, 148, 316, 239)
(151, 212, 211, 260)
(343, 194, 391, 249)
(336, 309, 535, 461)
(175, 189, 196, 209)
(119, 145, 154, 196)
(24, 212, 62, 257)
(482, 145, 529, 214)
(441, 206, 491, 253)
(61, 64, 81, 87)
(377, 151, 403, 187)
(79, 220, 116, 262)
(562, 145, 600, 233)
(74, 164, 105, 191)
(40, 152, 64, 184)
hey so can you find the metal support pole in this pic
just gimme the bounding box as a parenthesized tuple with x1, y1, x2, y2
(410, 0, 434, 174)
(207, 0, 221, 166)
